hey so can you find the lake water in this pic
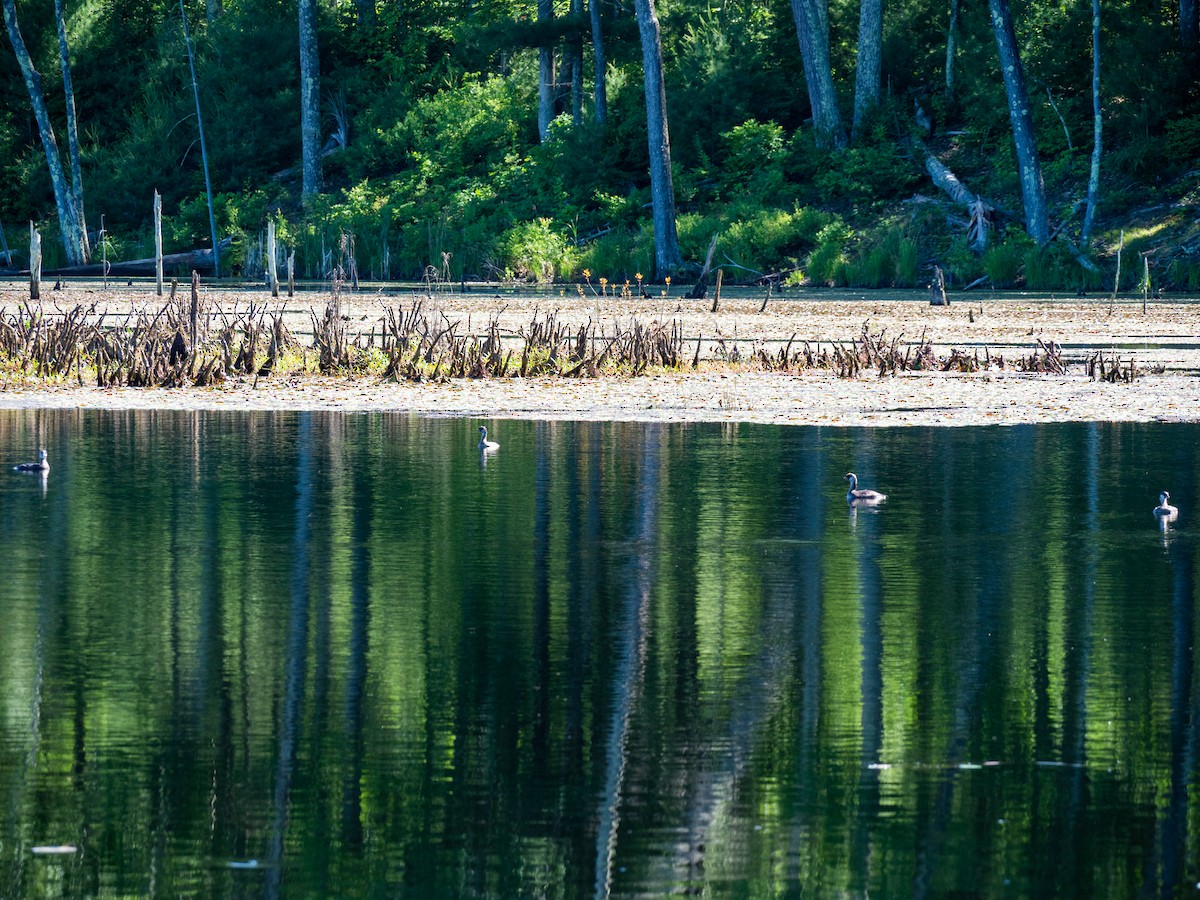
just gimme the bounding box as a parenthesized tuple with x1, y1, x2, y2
(1, 411, 1197, 897)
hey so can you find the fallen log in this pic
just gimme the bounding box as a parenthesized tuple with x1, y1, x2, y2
(43, 237, 232, 277)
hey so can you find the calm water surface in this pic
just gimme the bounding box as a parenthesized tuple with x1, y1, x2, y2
(1, 411, 1197, 897)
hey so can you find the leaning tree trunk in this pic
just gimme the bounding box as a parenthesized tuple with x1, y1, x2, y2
(632, 0, 682, 276)
(2, 0, 84, 266)
(988, 0, 1049, 245)
(590, 0, 608, 125)
(54, 0, 88, 262)
(538, 0, 556, 141)
(299, 0, 321, 198)
(852, 0, 883, 140)
(790, 0, 847, 149)
(1081, 0, 1101, 247)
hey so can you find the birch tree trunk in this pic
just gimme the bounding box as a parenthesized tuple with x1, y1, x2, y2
(1081, 0, 1101, 247)
(945, 0, 959, 101)
(299, 0, 322, 198)
(852, 0, 883, 140)
(29, 224, 41, 301)
(154, 190, 163, 296)
(632, 0, 682, 276)
(2, 0, 85, 266)
(590, 0, 608, 125)
(790, 0, 847, 149)
(54, 0, 88, 262)
(538, 0, 556, 141)
(988, 0, 1049, 245)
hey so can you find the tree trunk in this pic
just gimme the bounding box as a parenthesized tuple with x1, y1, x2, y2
(154, 190, 163, 296)
(790, 0, 847, 149)
(2, 0, 84, 266)
(632, 0, 682, 276)
(54, 0, 88, 262)
(852, 0, 883, 140)
(180, 0, 220, 276)
(945, 0, 959, 101)
(988, 0, 1049, 245)
(29, 224, 41, 300)
(538, 0, 556, 141)
(268, 219, 279, 297)
(1081, 0, 1101, 247)
(299, 0, 322, 197)
(1182, 0, 1198, 50)
(590, 0, 608, 125)
(569, 0, 583, 126)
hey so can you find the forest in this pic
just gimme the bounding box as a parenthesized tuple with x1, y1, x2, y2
(1, 0, 1198, 290)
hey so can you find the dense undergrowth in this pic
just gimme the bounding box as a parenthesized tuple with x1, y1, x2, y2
(2, 0, 1198, 293)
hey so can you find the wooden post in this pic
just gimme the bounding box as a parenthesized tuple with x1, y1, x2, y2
(759, 280, 772, 313)
(929, 265, 949, 305)
(711, 269, 723, 312)
(100, 214, 108, 289)
(1142, 253, 1150, 315)
(287, 250, 295, 297)
(190, 270, 200, 348)
(29, 222, 41, 301)
(267, 219, 279, 297)
(154, 189, 164, 296)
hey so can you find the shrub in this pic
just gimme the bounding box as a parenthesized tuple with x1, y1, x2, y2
(806, 221, 853, 285)
(1165, 115, 1200, 169)
(499, 218, 576, 282)
(719, 120, 786, 202)
(982, 241, 1023, 287)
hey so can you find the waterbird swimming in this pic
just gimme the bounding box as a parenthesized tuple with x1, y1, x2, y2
(845, 472, 886, 504)
(13, 449, 49, 472)
(478, 426, 499, 451)
(1154, 491, 1178, 519)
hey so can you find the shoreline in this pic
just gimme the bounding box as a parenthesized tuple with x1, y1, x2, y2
(3, 287, 1199, 426)
(2, 370, 1197, 427)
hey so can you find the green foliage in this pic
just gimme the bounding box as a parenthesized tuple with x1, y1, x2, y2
(1167, 258, 1200, 292)
(1164, 116, 1200, 169)
(675, 205, 837, 278)
(982, 240, 1024, 288)
(577, 224, 655, 283)
(808, 119, 922, 202)
(843, 226, 921, 288)
(499, 218, 576, 282)
(941, 236, 984, 286)
(1023, 243, 1082, 292)
(719, 120, 786, 203)
(806, 221, 853, 286)
(0, 0, 1193, 294)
